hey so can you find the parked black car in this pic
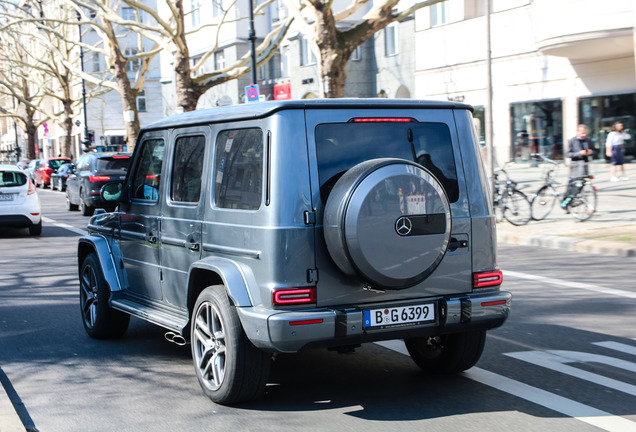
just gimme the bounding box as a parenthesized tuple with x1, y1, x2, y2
(50, 163, 75, 192)
(66, 152, 131, 216)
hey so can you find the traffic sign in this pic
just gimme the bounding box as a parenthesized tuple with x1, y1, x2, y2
(245, 84, 260, 103)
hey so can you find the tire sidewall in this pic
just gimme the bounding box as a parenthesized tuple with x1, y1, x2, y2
(191, 286, 242, 404)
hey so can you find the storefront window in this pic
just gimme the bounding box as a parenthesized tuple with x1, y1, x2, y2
(579, 93, 635, 160)
(510, 100, 563, 161)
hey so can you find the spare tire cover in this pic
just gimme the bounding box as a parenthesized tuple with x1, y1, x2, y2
(324, 158, 451, 289)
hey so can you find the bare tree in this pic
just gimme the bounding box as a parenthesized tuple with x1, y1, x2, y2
(113, 0, 295, 112)
(284, 0, 446, 98)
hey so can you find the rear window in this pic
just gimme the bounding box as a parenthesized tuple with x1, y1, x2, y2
(315, 121, 459, 203)
(96, 156, 130, 172)
(0, 170, 27, 187)
(49, 159, 69, 170)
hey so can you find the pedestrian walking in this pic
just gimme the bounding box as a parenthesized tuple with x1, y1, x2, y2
(561, 124, 594, 209)
(605, 121, 630, 181)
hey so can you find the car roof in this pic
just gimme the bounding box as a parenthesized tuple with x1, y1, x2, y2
(143, 98, 474, 132)
(0, 164, 24, 172)
(86, 152, 131, 158)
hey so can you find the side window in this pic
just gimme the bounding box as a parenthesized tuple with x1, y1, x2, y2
(77, 155, 91, 172)
(170, 135, 205, 203)
(130, 138, 165, 201)
(214, 128, 263, 210)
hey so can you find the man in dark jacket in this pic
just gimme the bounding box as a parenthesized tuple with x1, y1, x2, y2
(561, 124, 594, 209)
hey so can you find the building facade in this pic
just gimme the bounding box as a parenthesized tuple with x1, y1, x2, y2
(413, 0, 636, 164)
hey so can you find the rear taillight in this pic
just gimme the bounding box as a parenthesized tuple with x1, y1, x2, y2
(28, 180, 37, 195)
(473, 270, 503, 288)
(89, 175, 111, 182)
(272, 287, 316, 305)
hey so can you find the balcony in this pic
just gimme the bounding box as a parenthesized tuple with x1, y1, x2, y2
(533, 0, 633, 61)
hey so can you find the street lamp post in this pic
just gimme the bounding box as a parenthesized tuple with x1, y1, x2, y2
(248, 0, 257, 85)
(77, 11, 90, 151)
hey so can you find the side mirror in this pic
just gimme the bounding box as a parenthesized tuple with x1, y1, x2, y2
(101, 181, 125, 203)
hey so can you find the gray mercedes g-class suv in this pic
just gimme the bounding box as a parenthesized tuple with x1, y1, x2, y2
(78, 99, 510, 404)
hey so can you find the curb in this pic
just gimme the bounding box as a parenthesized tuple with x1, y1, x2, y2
(497, 232, 636, 258)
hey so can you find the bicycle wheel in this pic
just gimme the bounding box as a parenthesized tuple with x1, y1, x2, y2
(570, 182, 597, 221)
(531, 184, 558, 221)
(503, 190, 532, 226)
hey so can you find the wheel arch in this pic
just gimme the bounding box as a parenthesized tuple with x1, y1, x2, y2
(78, 236, 124, 293)
(187, 258, 255, 315)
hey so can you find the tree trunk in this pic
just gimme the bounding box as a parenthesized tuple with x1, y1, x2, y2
(62, 99, 74, 157)
(103, 15, 141, 151)
(173, 0, 201, 112)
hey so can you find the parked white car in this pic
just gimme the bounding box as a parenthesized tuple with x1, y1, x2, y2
(0, 164, 42, 235)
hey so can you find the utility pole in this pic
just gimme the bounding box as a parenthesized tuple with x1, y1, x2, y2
(77, 11, 90, 151)
(486, 0, 495, 193)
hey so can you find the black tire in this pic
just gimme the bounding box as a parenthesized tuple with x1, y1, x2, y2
(79, 253, 130, 339)
(503, 190, 532, 226)
(191, 285, 271, 405)
(80, 190, 95, 216)
(570, 182, 597, 221)
(531, 184, 558, 221)
(66, 192, 79, 211)
(28, 221, 42, 236)
(405, 330, 486, 374)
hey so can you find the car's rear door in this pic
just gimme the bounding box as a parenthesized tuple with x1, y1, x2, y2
(159, 128, 208, 308)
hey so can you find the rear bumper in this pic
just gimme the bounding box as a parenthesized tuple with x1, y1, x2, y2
(237, 290, 511, 353)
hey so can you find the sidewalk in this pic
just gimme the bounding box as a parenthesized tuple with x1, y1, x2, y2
(495, 161, 636, 257)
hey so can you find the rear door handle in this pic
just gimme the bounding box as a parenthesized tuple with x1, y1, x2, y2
(186, 240, 200, 251)
(145, 234, 157, 244)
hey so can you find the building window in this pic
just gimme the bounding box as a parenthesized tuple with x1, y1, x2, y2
(280, 46, 289, 77)
(430, 1, 450, 26)
(510, 100, 563, 161)
(190, 55, 203, 76)
(191, 0, 201, 26)
(91, 53, 100, 73)
(125, 48, 141, 72)
(300, 37, 316, 66)
(214, 50, 225, 71)
(121, 6, 135, 21)
(351, 46, 361, 62)
(212, 0, 222, 17)
(384, 24, 398, 57)
(137, 89, 147, 112)
(579, 93, 636, 159)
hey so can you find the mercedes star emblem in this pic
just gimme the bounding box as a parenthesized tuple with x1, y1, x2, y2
(395, 216, 413, 236)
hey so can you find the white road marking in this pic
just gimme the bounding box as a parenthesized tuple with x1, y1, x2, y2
(375, 340, 636, 431)
(464, 367, 636, 432)
(505, 350, 636, 396)
(503, 270, 636, 299)
(593, 341, 636, 356)
(42, 216, 87, 235)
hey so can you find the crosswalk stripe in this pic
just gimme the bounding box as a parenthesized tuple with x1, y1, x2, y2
(375, 340, 636, 432)
(42, 217, 87, 235)
(504, 270, 636, 299)
(593, 341, 636, 356)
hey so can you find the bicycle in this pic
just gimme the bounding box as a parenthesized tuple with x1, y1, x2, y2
(561, 161, 598, 221)
(529, 153, 563, 221)
(493, 162, 532, 226)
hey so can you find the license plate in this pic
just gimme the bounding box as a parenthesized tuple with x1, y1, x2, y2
(0, 194, 14, 201)
(363, 303, 435, 329)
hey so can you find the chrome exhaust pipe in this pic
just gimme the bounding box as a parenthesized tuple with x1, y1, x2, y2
(164, 331, 188, 346)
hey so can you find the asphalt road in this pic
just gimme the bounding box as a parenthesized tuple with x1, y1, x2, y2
(1, 188, 635, 432)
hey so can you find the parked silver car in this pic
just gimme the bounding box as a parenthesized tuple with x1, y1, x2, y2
(78, 99, 511, 405)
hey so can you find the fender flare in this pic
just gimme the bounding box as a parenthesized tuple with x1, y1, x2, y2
(190, 257, 257, 307)
(78, 235, 124, 293)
